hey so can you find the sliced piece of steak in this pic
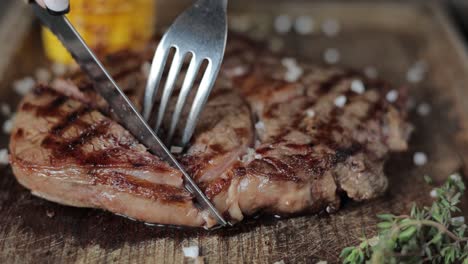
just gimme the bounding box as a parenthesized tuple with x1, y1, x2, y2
(9, 35, 411, 227)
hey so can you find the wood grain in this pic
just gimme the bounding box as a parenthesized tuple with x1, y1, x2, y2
(1, 1, 468, 263)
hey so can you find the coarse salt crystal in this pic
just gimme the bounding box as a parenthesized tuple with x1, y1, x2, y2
(35, 68, 51, 82)
(406, 61, 427, 83)
(385, 90, 399, 103)
(274, 15, 293, 34)
(364, 66, 378, 79)
(13, 77, 35, 96)
(3, 114, 15, 134)
(240, 148, 259, 163)
(281, 57, 297, 68)
(334, 95, 347, 108)
(182, 246, 199, 258)
(450, 173, 462, 182)
(316, 261, 328, 264)
(430, 189, 438, 198)
(51, 62, 68, 76)
(284, 66, 303, 82)
(170, 146, 183, 154)
(0, 149, 8, 165)
(413, 152, 428, 166)
(255, 121, 265, 133)
(322, 19, 340, 37)
(228, 66, 248, 77)
(141, 62, 151, 78)
(294, 16, 315, 35)
(1, 103, 11, 116)
(417, 103, 431, 116)
(46, 210, 55, 218)
(350, 79, 365, 94)
(323, 48, 340, 64)
(306, 108, 316, 118)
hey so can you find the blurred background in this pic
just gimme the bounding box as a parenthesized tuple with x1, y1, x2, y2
(1, 0, 468, 64)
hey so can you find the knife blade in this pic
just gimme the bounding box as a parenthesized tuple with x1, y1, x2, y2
(31, 3, 228, 227)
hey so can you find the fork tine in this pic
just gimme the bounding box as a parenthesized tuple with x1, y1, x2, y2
(181, 60, 220, 146)
(143, 44, 170, 121)
(166, 55, 201, 145)
(154, 48, 184, 133)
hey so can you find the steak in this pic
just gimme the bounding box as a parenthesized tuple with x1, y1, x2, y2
(9, 35, 411, 227)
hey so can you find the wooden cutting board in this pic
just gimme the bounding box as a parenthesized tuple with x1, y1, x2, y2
(1, 1, 468, 263)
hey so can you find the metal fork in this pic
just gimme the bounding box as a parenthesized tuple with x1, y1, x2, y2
(143, 0, 228, 147)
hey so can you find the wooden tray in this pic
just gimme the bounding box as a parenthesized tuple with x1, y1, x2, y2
(1, 1, 468, 263)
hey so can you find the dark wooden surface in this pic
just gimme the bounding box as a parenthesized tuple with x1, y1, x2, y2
(1, 1, 468, 263)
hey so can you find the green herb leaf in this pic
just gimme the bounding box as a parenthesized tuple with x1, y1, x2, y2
(340, 174, 467, 264)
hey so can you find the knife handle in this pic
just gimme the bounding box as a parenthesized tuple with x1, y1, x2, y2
(28, 0, 70, 15)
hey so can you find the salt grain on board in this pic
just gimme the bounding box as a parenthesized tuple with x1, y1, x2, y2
(274, 15, 293, 34)
(417, 103, 431, 116)
(316, 261, 328, 264)
(323, 48, 340, 64)
(322, 19, 340, 37)
(364, 66, 378, 79)
(350, 79, 365, 94)
(413, 152, 428, 166)
(3, 114, 15, 134)
(334, 95, 347, 108)
(294, 16, 314, 35)
(183, 246, 199, 258)
(13, 77, 35, 96)
(0, 149, 8, 165)
(1, 103, 11, 116)
(385, 90, 399, 103)
(406, 61, 428, 83)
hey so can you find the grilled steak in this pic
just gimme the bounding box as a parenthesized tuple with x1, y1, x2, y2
(9, 35, 411, 227)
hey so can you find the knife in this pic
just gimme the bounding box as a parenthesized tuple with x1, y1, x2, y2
(30, 2, 228, 228)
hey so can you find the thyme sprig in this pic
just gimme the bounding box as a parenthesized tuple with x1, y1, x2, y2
(340, 174, 468, 264)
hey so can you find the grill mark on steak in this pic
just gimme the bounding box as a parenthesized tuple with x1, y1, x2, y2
(50, 107, 93, 136)
(203, 176, 232, 199)
(41, 120, 111, 163)
(91, 171, 191, 202)
(21, 96, 68, 117)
